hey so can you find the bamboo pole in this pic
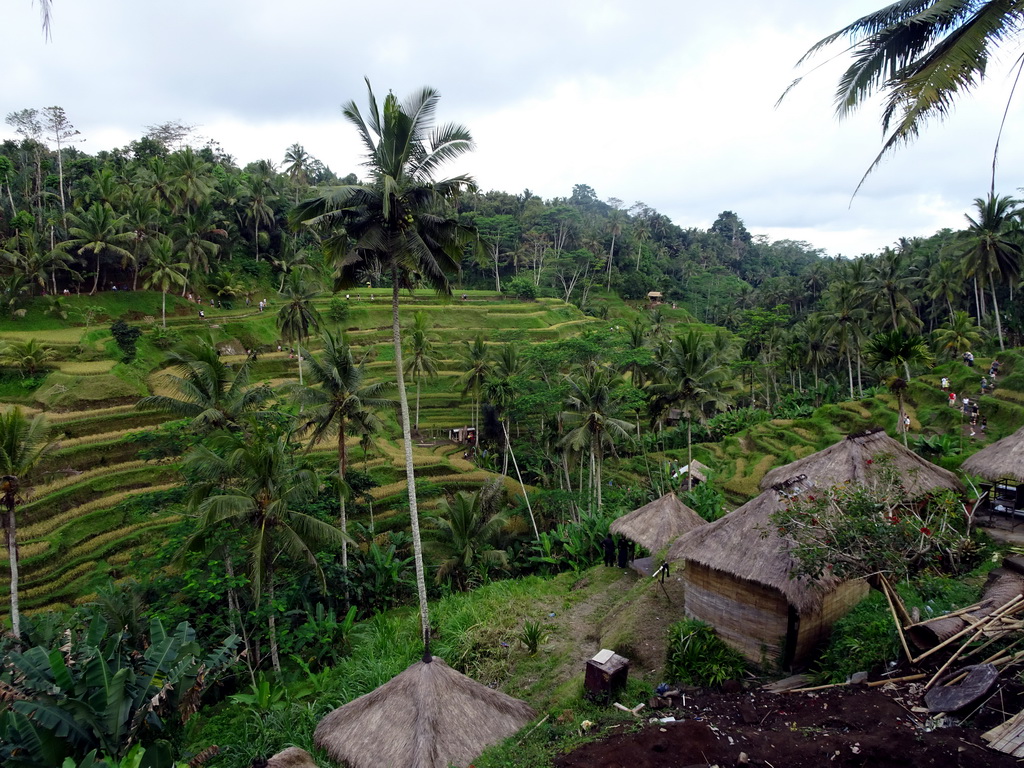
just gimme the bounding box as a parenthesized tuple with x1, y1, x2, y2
(924, 598, 1024, 689)
(866, 673, 927, 687)
(881, 577, 915, 661)
(913, 595, 1022, 665)
(905, 602, 984, 629)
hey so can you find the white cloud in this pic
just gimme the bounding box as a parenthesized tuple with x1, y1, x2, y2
(5, 0, 1023, 258)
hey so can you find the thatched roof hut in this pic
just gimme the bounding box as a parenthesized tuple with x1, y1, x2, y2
(314, 656, 536, 768)
(961, 425, 1024, 481)
(760, 427, 962, 496)
(667, 477, 868, 666)
(610, 492, 706, 553)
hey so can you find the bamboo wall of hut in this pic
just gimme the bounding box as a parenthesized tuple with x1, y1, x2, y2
(683, 562, 868, 666)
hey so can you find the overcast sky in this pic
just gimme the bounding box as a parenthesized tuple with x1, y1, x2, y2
(6, 0, 1024, 257)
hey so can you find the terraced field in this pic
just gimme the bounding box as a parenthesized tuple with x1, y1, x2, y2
(7, 286, 1024, 620)
(0, 290, 596, 617)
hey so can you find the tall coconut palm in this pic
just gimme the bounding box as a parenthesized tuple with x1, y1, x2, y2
(0, 407, 54, 641)
(283, 143, 311, 204)
(291, 80, 478, 651)
(457, 333, 490, 440)
(404, 311, 438, 432)
(292, 330, 395, 569)
(560, 364, 634, 511)
(789, 0, 1024, 192)
(182, 426, 347, 673)
(141, 235, 189, 327)
(484, 343, 526, 476)
(960, 193, 1023, 351)
(865, 329, 934, 446)
(651, 329, 731, 479)
(276, 272, 322, 386)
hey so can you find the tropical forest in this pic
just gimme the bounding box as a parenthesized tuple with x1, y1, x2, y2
(7, 21, 1024, 768)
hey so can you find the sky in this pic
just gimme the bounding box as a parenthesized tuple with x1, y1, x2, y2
(6, 0, 1024, 258)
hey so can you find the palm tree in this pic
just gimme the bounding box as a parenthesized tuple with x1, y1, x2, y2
(137, 336, 271, 432)
(560, 364, 634, 511)
(820, 280, 867, 399)
(870, 248, 922, 334)
(60, 203, 133, 295)
(960, 193, 1023, 351)
(651, 329, 731, 479)
(276, 273, 322, 386)
(456, 332, 491, 440)
(934, 310, 984, 357)
(865, 329, 934, 446)
(172, 204, 225, 278)
(182, 426, 347, 673)
(244, 174, 277, 262)
(427, 481, 510, 591)
(484, 343, 526, 476)
(141, 235, 189, 327)
(0, 338, 57, 377)
(404, 311, 438, 432)
(169, 147, 214, 214)
(292, 330, 394, 569)
(0, 407, 54, 641)
(291, 81, 477, 652)
(789, 1, 1024, 192)
(283, 143, 311, 204)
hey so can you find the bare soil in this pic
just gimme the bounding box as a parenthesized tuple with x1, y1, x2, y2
(554, 683, 1024, 767)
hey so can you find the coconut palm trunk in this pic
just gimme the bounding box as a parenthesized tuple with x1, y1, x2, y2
(392, 270, 431, 648)
(3, 489, 21, 642)
(338, 421, 348, 570)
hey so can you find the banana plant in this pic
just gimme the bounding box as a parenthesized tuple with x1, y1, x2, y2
(0, 614, 238, 767)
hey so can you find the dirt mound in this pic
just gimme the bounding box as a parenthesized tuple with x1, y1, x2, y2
(555, 686, 1021, 768)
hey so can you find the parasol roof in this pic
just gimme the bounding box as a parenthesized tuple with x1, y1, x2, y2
(610, 491, 707, 553)
(314, 655, 536, 768)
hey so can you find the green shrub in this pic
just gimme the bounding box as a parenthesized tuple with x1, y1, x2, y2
(665, 619, 746, 686)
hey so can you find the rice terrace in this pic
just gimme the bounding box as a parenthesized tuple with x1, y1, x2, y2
(9, 4, 1024, 765)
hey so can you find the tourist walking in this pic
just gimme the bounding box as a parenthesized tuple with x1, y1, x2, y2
(941, 376, 949, 390)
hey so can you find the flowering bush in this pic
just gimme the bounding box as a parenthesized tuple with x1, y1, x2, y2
(769, 457, 980, 582)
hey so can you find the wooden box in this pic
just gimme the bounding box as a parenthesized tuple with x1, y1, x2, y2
(584, 649, 629, 701)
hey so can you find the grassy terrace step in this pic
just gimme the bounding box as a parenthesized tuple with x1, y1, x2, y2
(5, 519, 183, 614)
(19, 467, 179, 527)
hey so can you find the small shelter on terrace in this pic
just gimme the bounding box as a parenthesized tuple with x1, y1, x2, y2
(961, 425, 1024, 517)
(668, 476, 868, 667)
(759, 427, 963, 496)
(314, 655, 536, 768)
(610, 491, 706, 556)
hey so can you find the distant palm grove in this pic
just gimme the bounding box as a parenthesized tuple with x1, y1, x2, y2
(3, 94, 1024, 768)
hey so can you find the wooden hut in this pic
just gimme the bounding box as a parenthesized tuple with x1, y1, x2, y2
(962, 425, 1024, 482)
(961, 425, 1024, 518)
(610, 492, 706, 554)
(667, 477, 869, 667)
(314, 655, 535, 768)
(760, 427, 963, 496)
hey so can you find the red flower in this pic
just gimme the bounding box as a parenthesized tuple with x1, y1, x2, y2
(920, 527, 932, 536)
(866, 459, 874, 465)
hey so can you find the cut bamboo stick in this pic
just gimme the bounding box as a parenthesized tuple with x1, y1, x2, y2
(866, 673, 927, 687)
(881, 578, 914, 661)
(913, 595, 1022, 665)
(905, 602, 984, 629)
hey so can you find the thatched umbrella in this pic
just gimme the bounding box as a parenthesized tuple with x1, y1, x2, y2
(760, 427, 962, 497)
(961, 425, 1024, 481)
(314, 655, 536, 768)
(667, 477, 839, 614)
(610, 491, 706, 554)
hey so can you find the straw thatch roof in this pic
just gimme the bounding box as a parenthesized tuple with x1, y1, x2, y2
(962, 424, 1024, 481)
(610, 492, 707, 553)
(314, 656, 536, 768)
(759, 427, 962, 496)
(667, 477, 840, 613)
(264, 747, 317, 768)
